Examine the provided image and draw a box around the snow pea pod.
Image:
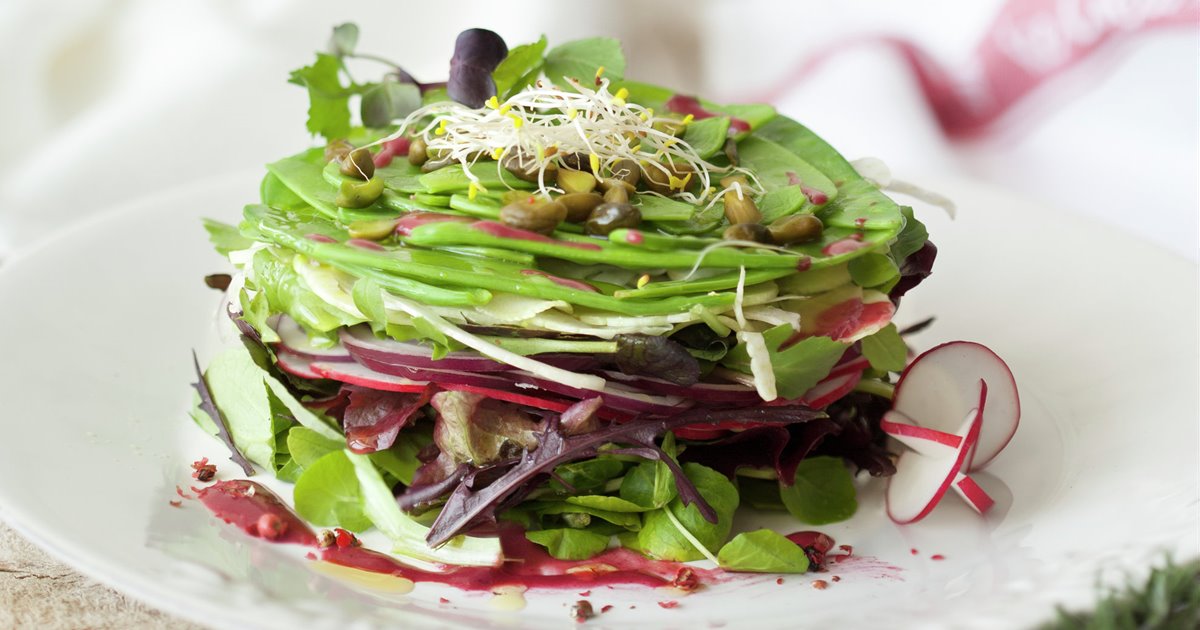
[612,268,793,299]
[402,221,809,271]
[248,205,739,315]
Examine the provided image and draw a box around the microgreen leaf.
[360,79,421,128]
[717,529,810,573]
[722,325,849,399]
[544,37,625,89]
[493,35,547,99]
[288,53,352,140]
[634,463,738,562]
[779,456,858,524]
[447,28,508,108]
[328,23,359,57]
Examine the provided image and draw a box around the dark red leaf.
[343,385,433,453]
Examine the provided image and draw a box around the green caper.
[558,152,588,171]
[324,139,354,163]
[722,188,761,224]
[607,158,641,187]
[768,214,824,245]
[558,168,597,194]
[720,174,749,188]
[558,192,603,222]
[602,180,634,204]
[723,137,739,166]
[499,199,567,235]
[335,177,385,209]
[339,148,375,180]
[641,161,694,196]
[408,137,428,166]
[503,152,557,183]
[723,222,773,244]
[586,202,642,235]
[348,218,400,240]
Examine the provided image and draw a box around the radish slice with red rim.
[892,341,1020,471]
[952,473,995,514]
[272,315,354,361]
[309,361,430,393]
[886,380,986,524]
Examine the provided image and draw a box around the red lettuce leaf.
[343,385,433,454]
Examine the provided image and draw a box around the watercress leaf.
[544,37,625,89]
[565,495,648,513]
[717,529,810,573]
[681,116,731,159]
[530,501,641,530]
[328,23,359,57]
[525,528,610,561]
[636,463,738,562]
[848,252,900,288]
[287,425,344,468]
[289,53,352,140]
[275,458,304,483]
[860,323,907,372]
[739,477,787,510]
[779,456,858,525]
[493,35,547,99]
[619,434,679,510]
[361,80,422,128]
[294,450,373,531]
[549,458,625,493]
[722,325,849,399]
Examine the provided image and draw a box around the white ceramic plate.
[0,172,1196,629]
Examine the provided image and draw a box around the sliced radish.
[886,381,986,524]
[892,341,1020,471]
[275,349,323,380]
[272,315,354,361]
[880,410,963,454]
[952,473,995,514]
[437,383,573,413]
[309,361,430,393]
[801,367,865,408]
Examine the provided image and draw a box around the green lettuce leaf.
[294,450,373,531]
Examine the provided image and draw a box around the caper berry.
[558,192,603,222]
[500,199,567,235]
[585,202,642,235]
[557,168,597,194]
[768,214,824,245]
[324,139,354,163]
[723,222,773,243]
[408,137,428,166]
[335,177,385,209]
[348,218,400,240]
[722,188,761,224]
[503,152,557,183]
[339,148,375,180]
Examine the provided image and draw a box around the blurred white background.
[0,0,1195,257]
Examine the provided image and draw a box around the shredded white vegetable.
[384,294,607,392]
[853,156,956,218]
[733,265,748,331]
[738,331,778,401]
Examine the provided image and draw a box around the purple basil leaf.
[425,404,823,547]
[190,351,255,475]
[399,460,470,512]
[447,28,508,108]
[889,240,937,303]
[777,419,843,484]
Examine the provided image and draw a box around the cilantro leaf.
[289,53,352,140]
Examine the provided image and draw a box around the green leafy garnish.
[526,528,611,561]
[717,529,810,573]
[779,456,858,524]
[723,325,849,399]
[289,53,352,140]
[861,323,908,372]
[543,37,625,89]
[633,463,738,562]
[294,450,373,531]
[493,36,547,99]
